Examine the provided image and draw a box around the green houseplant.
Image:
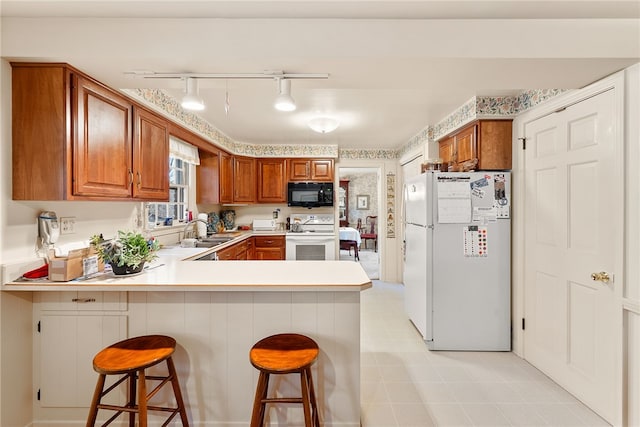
[90,231,159,275]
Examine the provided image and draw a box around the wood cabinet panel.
[196,149,220,204]
[257,158,287,203]
[234,240,248,260]
[219,151,234,204]
[12,64,69,200]
[288,159,311,181]
[438,119,512,171]
[132,107,169,200]
[310,159,334,181]
[455,125,476,164]
[287,159,334,182]
[73,74,133,198]
[246,237,256,260]
[477,120,513,170]
[216,245,235,260]
[233,156,256,203]
[11,62,172,201]
[438,136,455,169]
[254,236,285,260]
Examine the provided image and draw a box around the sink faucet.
[183,219,209,239]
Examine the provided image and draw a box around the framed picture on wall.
[357,195,369,210]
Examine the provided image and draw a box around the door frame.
[337,164,383,280]
[512,71,626,425]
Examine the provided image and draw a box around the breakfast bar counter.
[0,258,371,427]
[3,259,372,292]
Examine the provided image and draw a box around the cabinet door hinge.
[37,320,41,333]
[522,318,525,330]
[37,389,41,401]
[518,137,526,150]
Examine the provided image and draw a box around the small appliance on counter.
[252,219,277,231]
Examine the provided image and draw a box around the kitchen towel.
[197,213,208,237]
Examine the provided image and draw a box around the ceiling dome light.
[308,116,340,134]
[181,77,205,111]
[274,78,296,112]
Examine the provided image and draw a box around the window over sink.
[146,137,200,228]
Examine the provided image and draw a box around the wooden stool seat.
[250,333,320,427]
[93,335,176,374]
[86,335,189,427]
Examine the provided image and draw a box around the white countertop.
[2,235,372,292]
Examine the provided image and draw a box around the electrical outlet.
[60,217,76,234]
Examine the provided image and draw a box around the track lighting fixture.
[273,78,296,112]
[181,77,205,111]
[126,70,330,113]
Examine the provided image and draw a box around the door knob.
[591,271,610,283]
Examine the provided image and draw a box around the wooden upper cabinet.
[219,151,234,204]
[257,158,287,203]
[477,120,512,170]
[438,136,455,169]
[287,159,334,182]
[132,107,169,200]
[438,119,512,171]
[73,75,133,198]
[11,62,170,201]
[196,149,220,205]
[12,64,70,200]
[310,159,334,180]
[455,125,476,165]
[233,156,256,203]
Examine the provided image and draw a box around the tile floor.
[360,281,610,427]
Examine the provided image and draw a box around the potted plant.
[90,231,159,275]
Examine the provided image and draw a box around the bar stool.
[249,333,320,427]
[86,335,189,427]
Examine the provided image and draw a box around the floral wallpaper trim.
[124,88,237,152]
[430,89,569,141]
[126,88,568,161]
[235,142,339,158]
[339,148,399,160]
[124,88,338,158]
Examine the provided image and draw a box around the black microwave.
[287,182,334,208]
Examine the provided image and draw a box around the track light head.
[181,77,205,111]
[274,78,296,112]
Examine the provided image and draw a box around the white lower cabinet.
[35,291,127,408]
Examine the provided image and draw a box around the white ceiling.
[1,1,639,150]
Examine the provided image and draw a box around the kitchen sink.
[195,236,233,247]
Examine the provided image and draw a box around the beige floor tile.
[359,281,607,427]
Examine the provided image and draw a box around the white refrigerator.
[403,171,511,351]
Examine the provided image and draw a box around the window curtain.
[169,137,200,165]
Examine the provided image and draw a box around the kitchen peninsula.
[1,254,371,426]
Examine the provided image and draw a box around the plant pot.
[111,262,145,276]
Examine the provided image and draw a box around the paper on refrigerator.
[437,180,471,223]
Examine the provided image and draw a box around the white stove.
[286,214,336,260]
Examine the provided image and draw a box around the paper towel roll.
[197,213,208,238]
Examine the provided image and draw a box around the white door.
[523,89,620,423]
